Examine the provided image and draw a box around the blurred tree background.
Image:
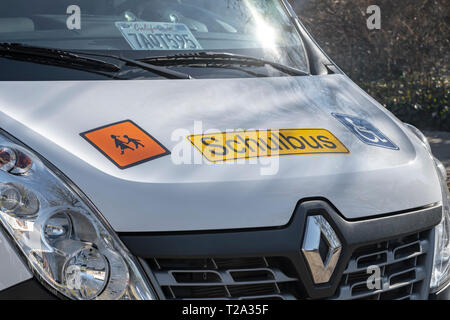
[289,0,449,131]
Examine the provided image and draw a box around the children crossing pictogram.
[123,135,145,149]
[81,120,170,169]
[111,135,135,154]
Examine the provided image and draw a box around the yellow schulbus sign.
[187,129,349,163]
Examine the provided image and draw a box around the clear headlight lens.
[431,157,450,292]
[0,131,154,300]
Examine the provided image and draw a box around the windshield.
[0,0,309,80]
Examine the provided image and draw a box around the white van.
[0,0,449,300]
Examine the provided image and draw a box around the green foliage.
[289,0,449,131]
[359,75,449,130]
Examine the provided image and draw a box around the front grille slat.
[332,230,430,300]
[344,239,429,275]
[342,278,423,300]
[157,280,291,287]
[238,294,293,300]
[149,257,300,300]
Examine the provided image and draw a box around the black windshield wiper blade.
[0,42,121,73]
[0,43,193,80]
[139,51,310,77]
[72,50,192,80]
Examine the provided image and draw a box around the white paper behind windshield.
[115,21,202,51]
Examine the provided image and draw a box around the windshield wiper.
[0,43,192,80]
[72,50,192,80]
[139,51,310,77]
[0,42,121,74]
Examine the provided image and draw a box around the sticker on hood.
[332,113,399,150]
[115,21,202,51]
[187,129,349,163]
[80,120,170,169]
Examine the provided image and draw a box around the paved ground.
[425,131,450,188]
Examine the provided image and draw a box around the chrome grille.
[332,231,431,300]
[147,257,304,300]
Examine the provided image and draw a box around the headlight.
[430,157,450,292]
[0,131,154,300]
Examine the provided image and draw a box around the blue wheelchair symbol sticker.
[332,113,399,150]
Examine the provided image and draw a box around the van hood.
[0,75,442,231]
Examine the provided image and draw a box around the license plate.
[115,21,202,51]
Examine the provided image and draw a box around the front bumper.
[0,200,444,300]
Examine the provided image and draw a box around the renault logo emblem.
[302,215,342,284]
